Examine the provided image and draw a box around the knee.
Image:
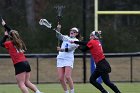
[25,80,30,86]
[58,76,65,82]
[103,80,113,86]
[65,74,71,81]
[18,82,26,89]
[89,77,96,85]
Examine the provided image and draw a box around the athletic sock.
[65,90,69,93]
[101,89,108,93]
[70,88,74,93]
[35,89,43,93]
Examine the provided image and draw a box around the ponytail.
[9,30,27,52]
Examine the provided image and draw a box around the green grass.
[0,83,140,93]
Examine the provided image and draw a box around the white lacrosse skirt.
[57,58,74,68]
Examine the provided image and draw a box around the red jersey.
[87,39,105,64]
[4,41,27,64]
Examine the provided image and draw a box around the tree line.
[0,0,140,53]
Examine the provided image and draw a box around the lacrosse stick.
[39,19,52,28]
[39,19,63,34]
[39,18,69,41]
[39,19,61,33]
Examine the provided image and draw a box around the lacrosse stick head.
[39,19,52,29]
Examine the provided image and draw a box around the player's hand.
[57,23,61,32]
[4,31,8,36]
[57,46,64,52]
[57,47,61,51]
[98,31,102,34]
[1,19,6,26]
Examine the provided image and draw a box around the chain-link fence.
[0,53,140,84]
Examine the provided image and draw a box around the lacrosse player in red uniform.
[71,31,121,93]
[0,19,43,93]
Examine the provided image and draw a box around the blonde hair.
[9,30,27,52]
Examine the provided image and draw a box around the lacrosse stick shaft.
[54,5,65,47]
[57,38,60,46]
[57,22,61,46]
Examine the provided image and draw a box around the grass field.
[0,83,140,93]
[0,57,140,93]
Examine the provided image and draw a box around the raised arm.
[1,19,11,33]
[56,30,64,40]
[0,32,8,47]
[55,24,69,41]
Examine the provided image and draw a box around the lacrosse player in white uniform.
[38,19,82,93]
[56,25,80,93]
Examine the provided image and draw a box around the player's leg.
[16,72,29,93]
[90,71,108,93]
[101,73,121,93]
[25,72,42,93]
[65,66,74,93]
[57,67,69,93]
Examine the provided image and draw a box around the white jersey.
[56,33,79,60]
